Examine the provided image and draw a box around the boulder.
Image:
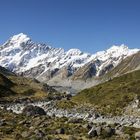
[68,118,83,123]
[94,113,100,119]
[21,131,30,138]
[34,130,45,138]
[102,126,115,137]
[14,133,22,139]
[88,127,97,137]
[84,113,92,119]
[65,94,72,100]
[135,131,140,140]
[0,119,6,126]
[22,105,46,116]
[96,126,102,136]
[56,128,65,134]
[121,134,130,140]
[83,123,92,130]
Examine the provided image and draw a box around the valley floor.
[0,98,140,140]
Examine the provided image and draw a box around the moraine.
[0,100,140,129]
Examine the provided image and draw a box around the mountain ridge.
[0,33,139,92]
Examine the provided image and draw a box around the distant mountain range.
[0,33,139,92]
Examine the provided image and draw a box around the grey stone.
[56,128,65,134]
[121,134,131,140]
[103,126,115,137]
[0,119,6,126]
[14,133,22,139]
[135,131,140,140]
[18,120,26,125]
[68,118,83,123]
[83,123,92,130]
[22,105,46,116]
[88,127,97,137]
[21,131,30,138]
[96,126,102,136]
[34,130,45,138]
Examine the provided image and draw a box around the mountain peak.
[107,44,128,52]
[106,44,139,57]
[1,33,32,49]
[10,33,31,43]
[66,49,82,56]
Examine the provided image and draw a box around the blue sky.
[0,0,140,53]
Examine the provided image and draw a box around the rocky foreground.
[0,98,140,140]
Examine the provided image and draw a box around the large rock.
[83,123,92,130]
[56,128,65,134]
[21,131,31,138]
[34,130,45,138]
[88,127,97,137]
[102,126,115,137]
[96,126,102,136]
[22,105,46,116]
[135,131,140,140]
[0,119,6,126]
[68,118,83,123]
[121,134,130,140]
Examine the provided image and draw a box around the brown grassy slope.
[0,66,56,100]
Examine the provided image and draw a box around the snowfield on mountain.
[0,33,139,92]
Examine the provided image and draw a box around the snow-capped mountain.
[0,33,139,85]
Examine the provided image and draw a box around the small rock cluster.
[22,105,46,116]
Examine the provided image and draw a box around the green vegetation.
[56,100,77,109]
[73,70,140,115]
[9,76,48,97]
[0,73,15,97]
[123,126,140,140]
[0,72,51,100]
[0,109,88,140]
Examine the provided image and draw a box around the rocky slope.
[0,93,140,140]
[1,106,140,140]
[103,51,140,80]
[0,33,139,92]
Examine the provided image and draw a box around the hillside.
[73,69,140,115]
[0,73,15,97]
[0,67,57,101]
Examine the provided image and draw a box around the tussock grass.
[73,70,140,115]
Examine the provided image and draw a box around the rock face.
[0,33,139,90]
[22,105,46,116]
[72,62,97,80]
[104,51,140,79]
